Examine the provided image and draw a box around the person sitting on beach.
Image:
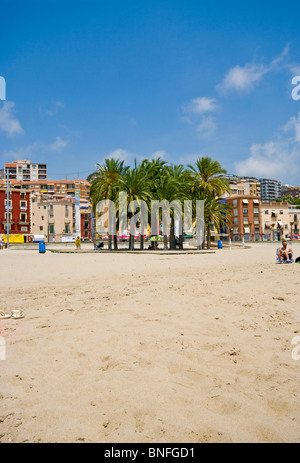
[278,240,293,261]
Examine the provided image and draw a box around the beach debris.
[0,312,11,319]
[11,310,24,319]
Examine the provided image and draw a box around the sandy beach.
[0,243,299,443]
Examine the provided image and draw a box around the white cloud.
[48,136,68,151]
[217,46,291,94]
[2,136,69,160]
[183,97,218,115]
[282,112,300,141]
[235,112,300,180]
[152,150,167,159]
[182,96,218,137]
[0,101,24,136]
[218,63,268,93]
[106,148,136,163]
[197,116,217,137]
[44,101,65,117]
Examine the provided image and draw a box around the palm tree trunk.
[207,224,211,249]
[163,235,168,250]
[179,234,183,249]
[170,217,175,250]
[129,234,134,250]
[113,234,118,249]
[140,233,144,250]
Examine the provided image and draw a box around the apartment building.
[260,202,300,240]
[226,195,262,241]
[221,176,261,199]
[281,184,300,200]
[0,188,31,238]
[31,197,75,242]
[0,178,90,201]
[4,160,47,181]
[259,178,281,202]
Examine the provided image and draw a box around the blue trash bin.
[39,241,46,253]
[218,239,223,249]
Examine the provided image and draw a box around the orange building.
[226,195,262,242]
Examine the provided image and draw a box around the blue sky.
[1,0,300,185]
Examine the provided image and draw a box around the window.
[233,208,238,216]
[234,217,238,224]
[264,210,268,214]
[243,208,248,215]
[50,225,54,234]
[233,200,237,207]
[20,213,26,222]
[254,208,259,214]
[42,216,44,220]
[65,225,69,233]
[4,212,12,220]
[280,210,283,215]
[243,217,248,224]
[39,226,43,231]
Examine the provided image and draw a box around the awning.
[242,199,249,204]
[244,227,250,233]
[253,199,259,204]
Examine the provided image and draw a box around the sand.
[0,243,299,443]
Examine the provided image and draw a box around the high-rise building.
[259,178,281,202]
[4,160,47,181]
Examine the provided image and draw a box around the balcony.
[20,205,27,211]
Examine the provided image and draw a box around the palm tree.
[203,197,229,249]
[188,157,230,248]
[118,164,152,250]
[89,158,127,249]
[187,156,230,198]
[153,174,182,249]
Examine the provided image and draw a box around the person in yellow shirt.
[75,236,81,250]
